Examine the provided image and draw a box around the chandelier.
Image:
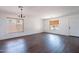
[6,6,25,21]
[18,6,25,20]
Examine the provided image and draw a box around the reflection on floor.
[0,32,79,53]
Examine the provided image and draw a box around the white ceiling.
[0,6,79,18]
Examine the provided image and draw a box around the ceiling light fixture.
[7,6,25,20]
[18,6,25,20]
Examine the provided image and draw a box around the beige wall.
[0,16,43,40]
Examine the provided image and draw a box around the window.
[7,19,24,33]
[49,20,59,30]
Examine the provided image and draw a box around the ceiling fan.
[6,6,25,20]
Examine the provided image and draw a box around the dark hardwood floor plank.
[0,32,79,53]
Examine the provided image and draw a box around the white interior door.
[69,16,79,37]
[43,20,49,32]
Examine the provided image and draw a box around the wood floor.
[0,32,79,53]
